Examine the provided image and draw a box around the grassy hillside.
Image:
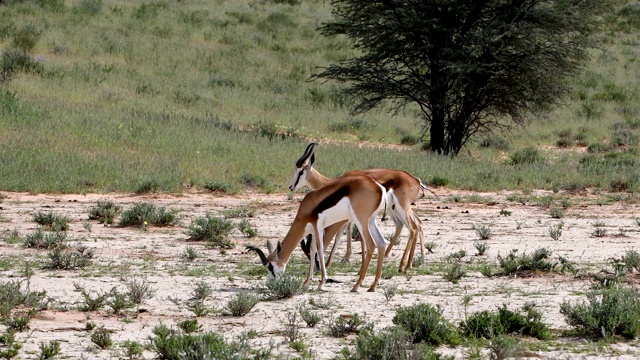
[1,0,639,194]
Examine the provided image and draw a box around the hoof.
[350,287,358,293]
[367,287,376,292]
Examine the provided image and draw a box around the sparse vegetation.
[119,202,179,227]
[33,212,70,231]
[38,340,60,360]
[475,225,492,240]
[148,325,271,360]
[326,313,365,338]
[88,200,122,225]
[223,291,261,317]
[187,215,235,248]
[496,248,557,276]
[561,286,640,340]
[460,303,551,340]
[90,327,112,349]
[392,303,461,345]
[45,245,94,270]
[263,273,307,300]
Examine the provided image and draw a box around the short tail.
[419,180,438,199]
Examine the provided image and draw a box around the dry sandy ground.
[1,189,639,359]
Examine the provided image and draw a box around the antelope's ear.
[308,153,315,168]
[276,241,282,255]
[266,240,276,254]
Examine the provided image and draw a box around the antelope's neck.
[277,220,309,265]
[307,168,332,190]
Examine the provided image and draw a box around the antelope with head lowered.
[290,143,426,272]
[247,175,389,292]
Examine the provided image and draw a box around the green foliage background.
[1,0,640,193]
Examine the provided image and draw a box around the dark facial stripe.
[292,169,304,189]
[267,263,275,277]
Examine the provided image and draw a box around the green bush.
[90,327,112,349]
[177,319,201,334]
[392,303,460,345]
[23,230,67,249]
[560,286,640,339]
[204,180,239,194]
[33,212,70,231]
[88,200,122,225]
[187,215,235,248]
[119,202,179,227]
[430,175,449,187]
[223,291,260,317]
[496,248,556,275]
[479,136,510,151]
[510,147,543,165]
[460,303,551,340]
[0,279,47,318]
[38,340,61,360]
[264,273,307,300]
[327,313,365,338]
[45,246,94,270]
[148,325,270,360]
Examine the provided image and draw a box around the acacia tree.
[315,0,611,155]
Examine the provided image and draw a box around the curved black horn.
[295,143,317,168]
[246,246,268,265]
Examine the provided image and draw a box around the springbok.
[247,175,389,292]
[289,143,426,272]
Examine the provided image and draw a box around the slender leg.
[406,214,424,269]
[384,221,403,257]
[304,231,316,286]
[351,236,374,292]
[315,225,327,291]
[399,211,418,272]
[342,222,352,262]
[327,222,347,266]
[368,243,386,292]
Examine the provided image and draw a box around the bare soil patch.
[1,189,639,359]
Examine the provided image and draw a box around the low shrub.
[326,313,365,338]
[496,247,556,275]
[460,303,551,340]
[223,291,260,316]
[90,327,112,349]
[45,246,94,270]
[204,180,239,194]
[23,230,67,249]
[510,147,543,165]
[148,325,270,360]
[33,212,70,231]
[392,303,461,345]
[187,215,235,248]
[87,200,121,225]
[119,202,179,227]
[264,273,307,300]
[560,286,640,339]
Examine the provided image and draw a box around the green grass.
[0,1,639,194]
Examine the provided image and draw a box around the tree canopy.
[315,0,612,155]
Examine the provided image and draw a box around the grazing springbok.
[247,175,389,292]
[289,143,426,272]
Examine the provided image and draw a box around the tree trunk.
[430,116,445,155]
